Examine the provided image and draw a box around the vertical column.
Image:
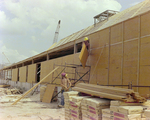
[107,27,111,85]
[137,15,141,92]
[121,22,124,86]
[47,52,49,60]
[74,41,78,54]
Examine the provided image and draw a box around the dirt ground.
[0,88,65,120]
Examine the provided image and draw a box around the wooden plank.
[27,64,36,83]
[0,85,10,88]
[12,67,59,105]
[79,43,88,68]
[19,66,27,83]
[12,68,18,82]
[42,84,55,103]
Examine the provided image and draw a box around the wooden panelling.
[12,68,18,82]
[27,64,36,83]
[89,46,109,84]
[139,66,150,96]
[19,66,27,82]
[124,17,139,40]
[140,36,150,65]
[109,44,122,85]
[53,57,63,84]
[40,60,53,83]
[90,28,109,49]
[141,12,150,36]
[110,23,122,44]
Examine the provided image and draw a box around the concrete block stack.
[81,98,110,120]
[102,108,113,120]
[110,100,143,120]
[143,110,150,120]
[69,96,85,120]
[63,91,79,120]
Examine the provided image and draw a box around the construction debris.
[72,83,146,103]
[4,88,23,95]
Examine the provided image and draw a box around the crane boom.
[2,52,11,63]
[53,20,61,44]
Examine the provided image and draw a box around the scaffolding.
[51,63,91,85]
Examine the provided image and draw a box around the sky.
[0,0,145,65]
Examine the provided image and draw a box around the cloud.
[0,45,28,63]
[130,1,141,6]
[30,50,39,56]
[0,0,122,64]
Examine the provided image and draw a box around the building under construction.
[1,0,150,97]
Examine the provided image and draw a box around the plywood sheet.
[124,17,139,40]
[79,43,88,68]
[42,84,55,103]
[19,66,27,82]
[141,12,150,36]
[27,64,36,83]
[40,60,53,83]
[53,57,63,84]
[140,36,150,65]
[139,66,150,96]
[90,28,109,49]
[109,44,122,85]
[110,23,122,44]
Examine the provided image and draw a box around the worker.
[82,37,90,54]
[59,72,71,107]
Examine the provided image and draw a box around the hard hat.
[61,73,66,77]
[84,37,89,41]
[65,74,68,77]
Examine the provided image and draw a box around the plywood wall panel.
[90,28,109,49]
[53,57,63,84]
[40,60,53,83]
[90,46,109,85]
[19,66,27,82]
[124,17,138,40]
[12,68,18,82]
[124,40,138,67]
[140,36,150,66]
[139,66,150,96]
[27,64,36,83]
[109,44,122,85]
[110,23,122,44]
[141,12,150,36]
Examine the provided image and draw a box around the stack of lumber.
[81,98,110,120]
[72,83,146,103]
[63,91,79,120]
[0,84,10,88]
[102,108,113,120]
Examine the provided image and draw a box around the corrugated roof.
[2,0,150,70]
[49,0,150,50]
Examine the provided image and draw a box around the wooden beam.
[107,27,111,85]
[121,22,124,86]
[12,66,59,105]
[137,15,141,92]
